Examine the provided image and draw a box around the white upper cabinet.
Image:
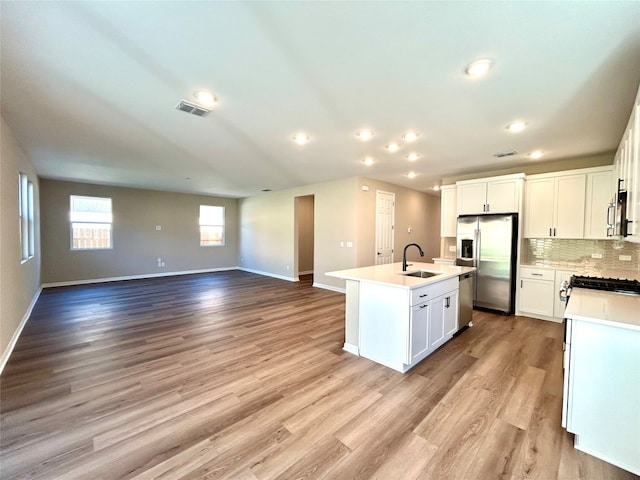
[613,84,640,242]
[439,185,457,237]
[456,174,524,215]
[584,168,614,239]
[524,172,586,239]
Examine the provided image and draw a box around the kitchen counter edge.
[326,262,476,289]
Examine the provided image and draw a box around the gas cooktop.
[569,275,640,295]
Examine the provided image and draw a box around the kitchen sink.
[402,271,441,278]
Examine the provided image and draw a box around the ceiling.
[2,2,640,198]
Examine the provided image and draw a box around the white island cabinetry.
[327,262,475,373]
[359,277,458,372]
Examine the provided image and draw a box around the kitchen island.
[563,287,640,475]
[327,262,476,373]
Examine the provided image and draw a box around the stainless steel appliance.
[456,213,518,314]
[457,272,474,329]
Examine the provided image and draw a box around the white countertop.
[565,288,640,331]
[326,262,476,289]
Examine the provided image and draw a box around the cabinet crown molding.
[456,172,525,186]
[526,165,613,181]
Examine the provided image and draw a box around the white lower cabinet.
[359,277,459,373]
[519,267,555,318]
[429,290,459,352]
[409,301,430,363]
[518,267,574,321]
[565,318,640,475]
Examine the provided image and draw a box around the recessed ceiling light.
[193,89,217,108]
[465,58,493,77]
[529,150,543,159]
[406,152,421,161]
[363,157,375,166]
[401,131,419,142]
[385,142,401,152]
[506,121,527,133]
[292,133,310,145]
[356,129,374,141]
[406,171,417,179]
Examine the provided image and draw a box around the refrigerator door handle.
[474,228,480,268]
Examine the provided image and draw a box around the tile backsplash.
[522,238,640,277]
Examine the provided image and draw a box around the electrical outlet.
[340,241,344,247]
[160,262,165,267]
[286,265,290,271]
[591,253,603,259]
[157,257,162,262]
[346,242,353,248]
[619,255,632,261]
[156,225,162,231]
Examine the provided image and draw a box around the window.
[19,173,34,262]
[199,205,224,246]
[70,195,112,250]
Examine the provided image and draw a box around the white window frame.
[70,195,113,250]
[199,205,225,247]
[19,173,34,262]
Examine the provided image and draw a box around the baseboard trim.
[41,267,238,289]
[0,287,42,375]
[313,282,345,294]
[237,267,297,282]
[343,343,359,356]
[298,270,314,275]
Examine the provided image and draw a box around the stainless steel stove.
[568,275,640,295]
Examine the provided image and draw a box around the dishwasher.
[458,272,474,329]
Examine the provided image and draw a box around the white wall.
[239,176,441,291]
[239,177,359,290]
[356,178,440,266]
[1,117,41,368]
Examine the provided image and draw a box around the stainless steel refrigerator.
[456,213,518,314]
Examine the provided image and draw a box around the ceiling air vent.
[493,149,518,158]
[175,99,211,117]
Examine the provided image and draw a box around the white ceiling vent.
[493,149,518,158]
[175,99,211,117]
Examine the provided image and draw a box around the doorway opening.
[295,195,315,282]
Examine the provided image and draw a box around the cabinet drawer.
[520,267,555,281]
[430,276,459,297]
[410,285,430,305]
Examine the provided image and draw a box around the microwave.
[607,178,630,238]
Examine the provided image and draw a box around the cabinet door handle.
[420,304,428,309]
[531,273,543,276]
[553,227,557,237]
[549,227,552,237]
[486,203,489,212]
[445,297,450,308]
[521,280,523,288]
[419,293,428,298]
[483,204,486,212]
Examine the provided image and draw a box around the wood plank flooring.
[1,271,637,479]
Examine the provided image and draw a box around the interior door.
[375,190,395,265]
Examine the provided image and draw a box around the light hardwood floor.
[1,271,637,479]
